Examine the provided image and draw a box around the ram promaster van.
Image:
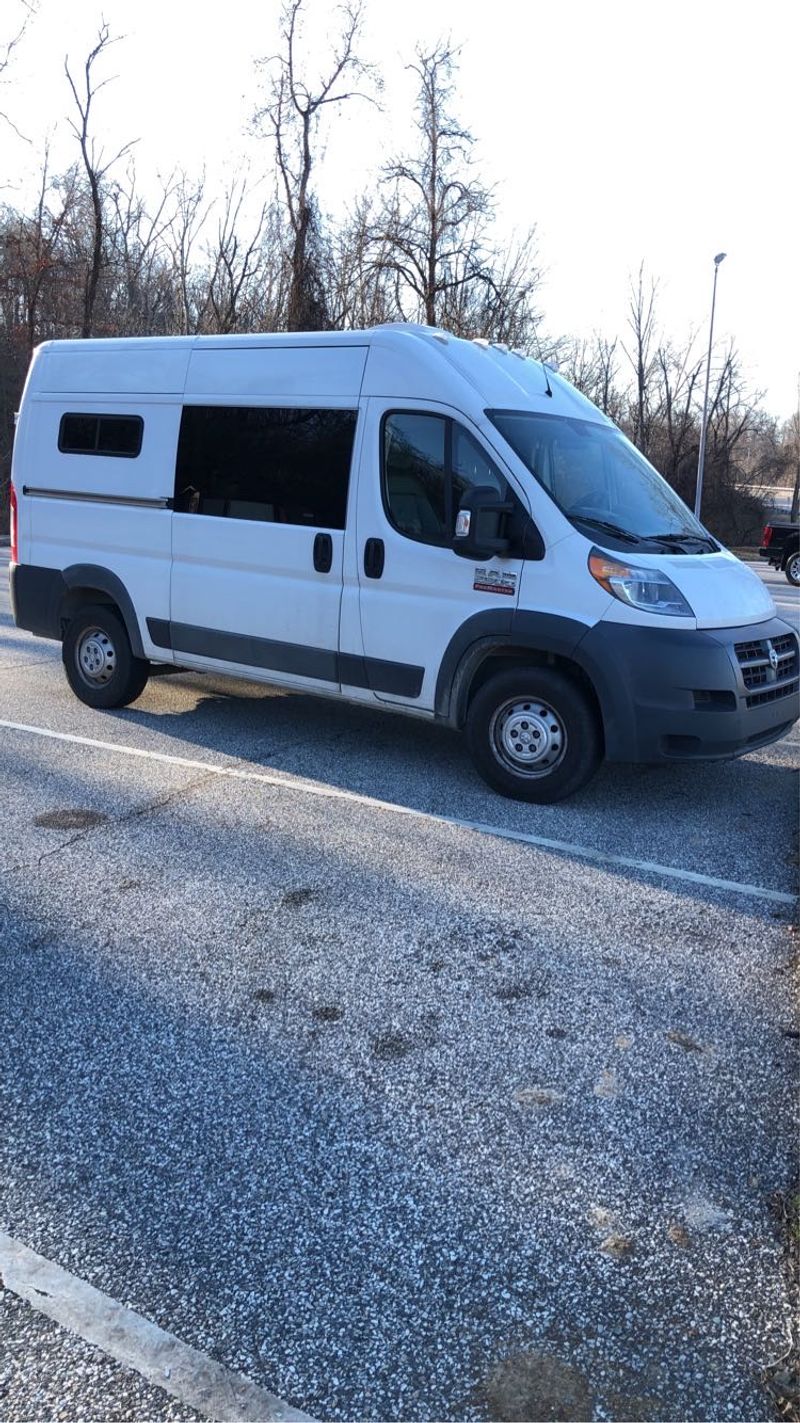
[9,325,799,802]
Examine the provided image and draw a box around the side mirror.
[452,486,545,561]
[452,485,513,560]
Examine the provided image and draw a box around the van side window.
[383,413,447,545]
[58,413,143,457]
[174,405,356,529]
[452,425,506,506]
[383,413,507,547]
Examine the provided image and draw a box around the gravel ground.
[0,560,798,1421]
[0,1287,203,1422]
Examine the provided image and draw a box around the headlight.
[588,549,694,617]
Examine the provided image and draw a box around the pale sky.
[3,0,798,419]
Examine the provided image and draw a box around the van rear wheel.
[63,605,149,709]
[466,667,602,803]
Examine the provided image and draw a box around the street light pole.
[694,252,727,520]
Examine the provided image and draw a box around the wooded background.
[2,1,798,539]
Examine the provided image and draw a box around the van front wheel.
[466,667,602,803]
[63,605,149,709]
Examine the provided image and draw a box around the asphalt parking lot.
[1,556,798,1422]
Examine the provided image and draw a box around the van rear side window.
[174,405,356,529]
[58,413,143,457]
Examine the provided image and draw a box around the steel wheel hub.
[491,697,567,777]
[77,628,116,685]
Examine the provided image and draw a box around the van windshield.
[488,410,717,553]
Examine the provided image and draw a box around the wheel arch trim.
[61,564,145,658]
[435,609,599,724]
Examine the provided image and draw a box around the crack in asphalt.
[0,732,317,880]
[0,659,58,670]
[4,770,223,875]
[115,770,222,829]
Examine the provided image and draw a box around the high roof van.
[9,324,799,802]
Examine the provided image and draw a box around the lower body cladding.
[9,561,800,772]
[576,616,800,762]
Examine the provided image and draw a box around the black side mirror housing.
[452,486,513,560]
[452,485,545,562]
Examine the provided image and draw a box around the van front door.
[352,400,525,712]
[167,403,356,690]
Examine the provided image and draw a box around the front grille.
[773,632,798,661]
[743,663,769,689]
[735,632,799,690]
[746,678,799,710]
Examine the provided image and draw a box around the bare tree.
[622,263,659,455]
[323,196,395,329]
[559,334,622,419]
[195,175,274,333]
[0,147,77,353]
[165,173,210,334]
[369,42,540,341]
[106,168,179,334]
[705,344,757,471]
[1,0,37,142]
[443,229,541,345]
[254,0,376,331]
[379,41,491,325]
[654,337,702,486]
[64,23,136,337]
[376,42,489,327]
[791,389,800,522]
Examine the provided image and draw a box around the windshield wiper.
[643,532,718,552]
[571,515,641,544]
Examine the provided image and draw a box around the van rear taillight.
[9,484,18,564]
[761,524,773,547]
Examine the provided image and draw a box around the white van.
[9,324,799,802]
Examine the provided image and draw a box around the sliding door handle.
[313,532,333,573]
[363,538,385,579]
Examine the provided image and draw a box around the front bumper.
[576,615,799,763]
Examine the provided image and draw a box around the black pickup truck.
[760,520,800,585]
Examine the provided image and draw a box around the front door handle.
[364,537,385,579]
[313,532,333,573]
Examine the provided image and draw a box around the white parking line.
[1,717,796,906]
[0,1231,312,1422]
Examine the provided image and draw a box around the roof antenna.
[531,323,553,398]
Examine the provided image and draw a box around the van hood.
[664,551,775,628]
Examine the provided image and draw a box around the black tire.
[784,551,800,586]
[466,666,602,803]
[62,604,150,709]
